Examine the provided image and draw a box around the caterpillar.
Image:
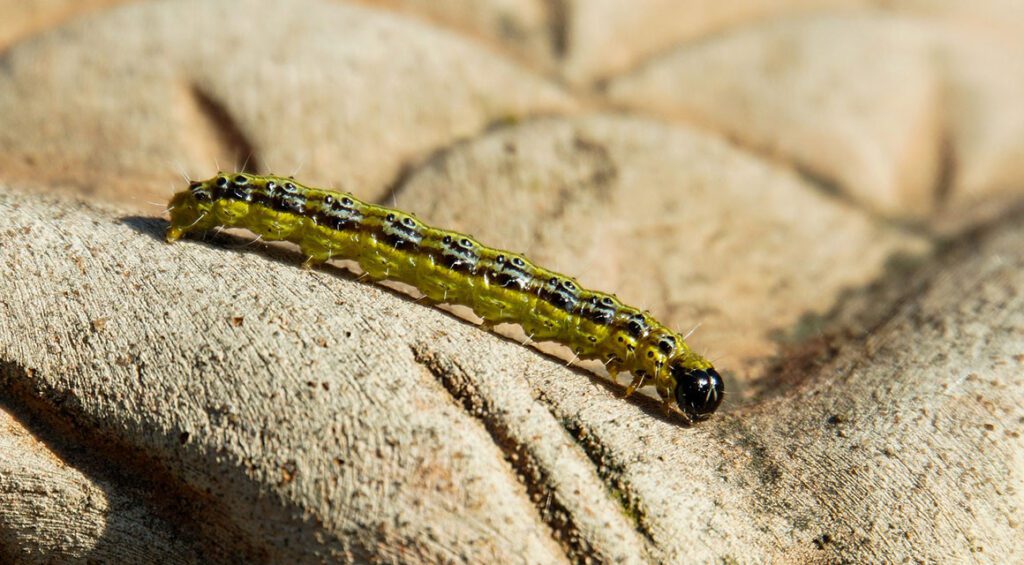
[166,173,724,422]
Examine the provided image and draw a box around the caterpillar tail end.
[165,226,184,243]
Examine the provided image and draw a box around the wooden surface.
[1,0,1022,562]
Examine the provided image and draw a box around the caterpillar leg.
[302,256,326,270]
[414,295,440,308]
[300,241,335,270]
[656,384,674,415]
[624,372,646,398]
[604,359,626,394]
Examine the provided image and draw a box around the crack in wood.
[527,394,660,549]
[408,344,600,563]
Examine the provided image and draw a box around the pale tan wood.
[1,0,1023,562]
[2,183,1022,562]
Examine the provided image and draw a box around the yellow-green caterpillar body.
[166,173,724,421]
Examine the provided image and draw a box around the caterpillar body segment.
[167,173,725,421]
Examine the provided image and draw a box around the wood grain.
[1,0,1023,561]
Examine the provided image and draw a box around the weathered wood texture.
[1,0,1023,562]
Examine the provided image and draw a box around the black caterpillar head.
[669,362,724,420]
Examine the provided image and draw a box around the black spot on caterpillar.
[167,173,724,421]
